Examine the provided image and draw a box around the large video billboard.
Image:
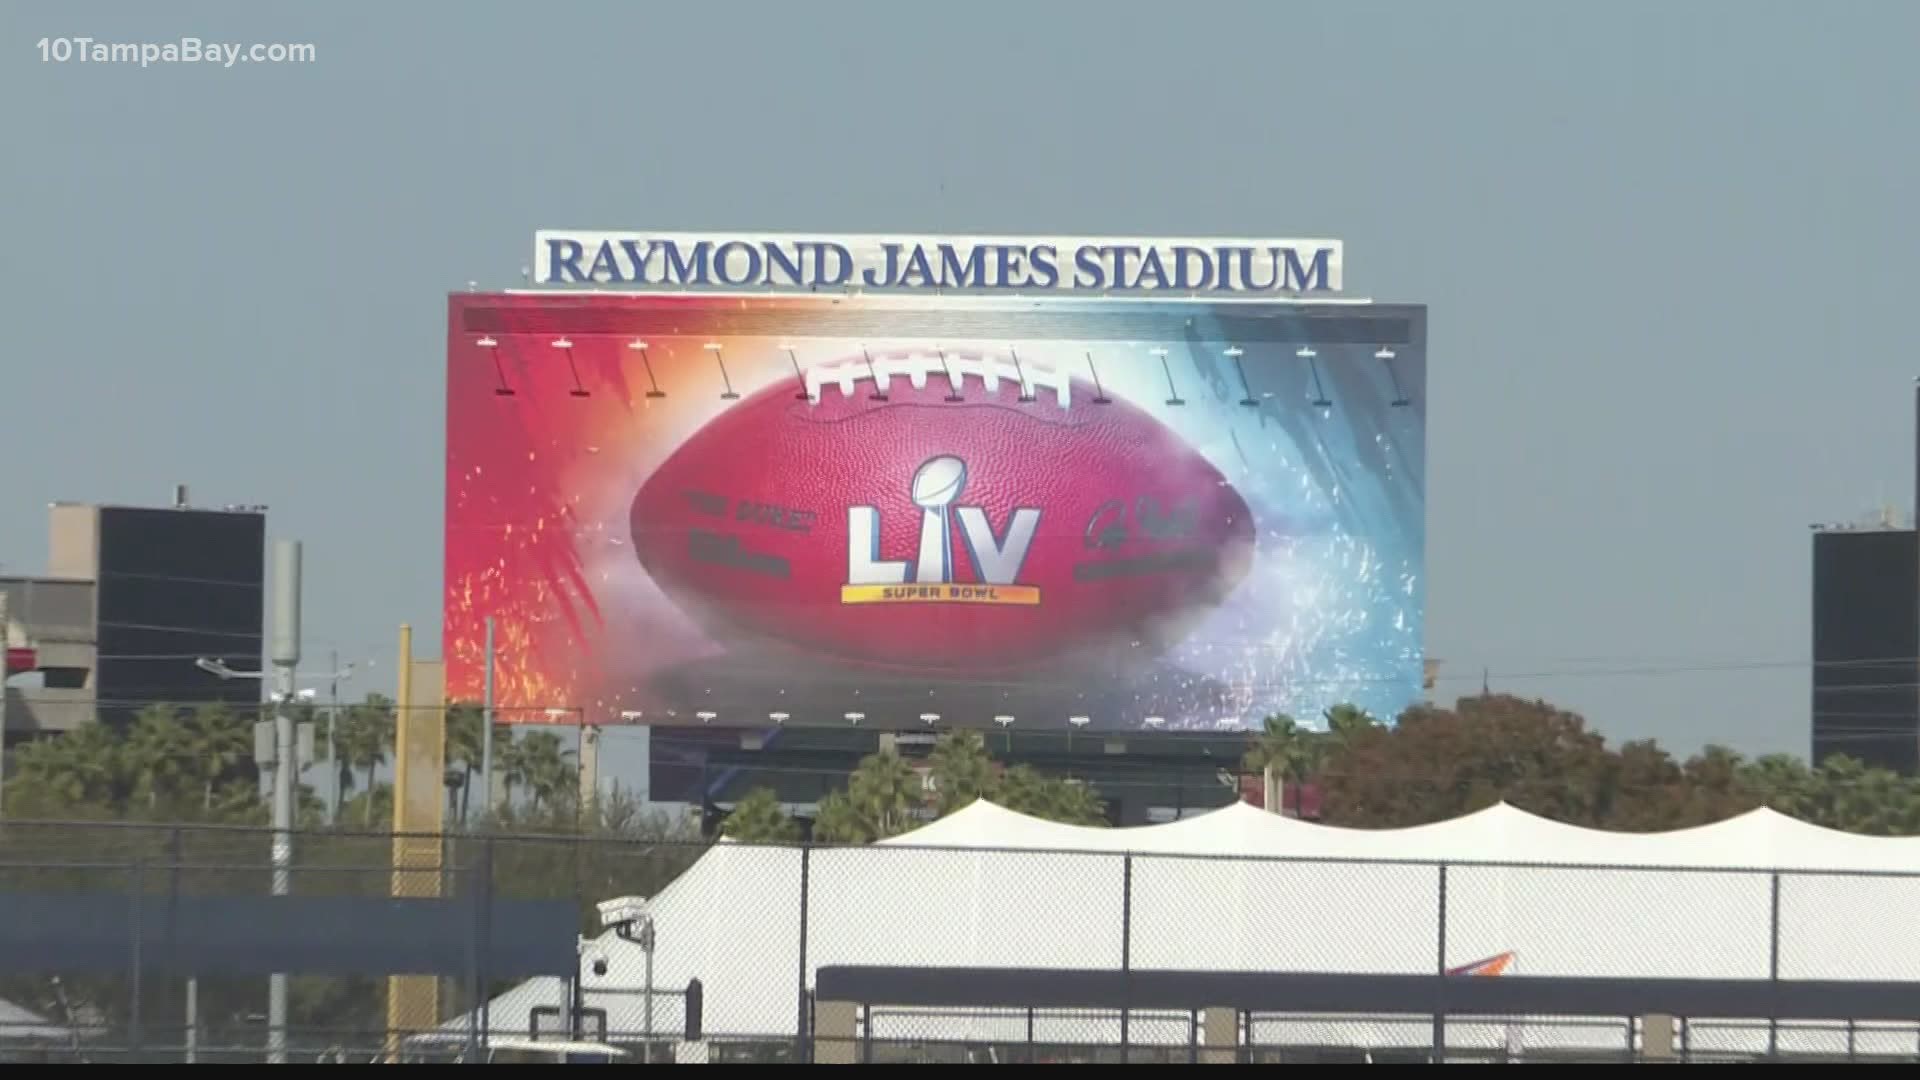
[445,293,1425,731]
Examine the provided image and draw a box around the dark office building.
[2,496,266,738]
[1810,525,1918,773]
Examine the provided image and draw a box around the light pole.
[321,652,362,825]
[267,539,299,1066]
[194,539,302,1063]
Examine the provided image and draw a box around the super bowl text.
[843,455,1042,606]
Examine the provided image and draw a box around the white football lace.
[804,348,1070,407]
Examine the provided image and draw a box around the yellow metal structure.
[385,624,448,1052]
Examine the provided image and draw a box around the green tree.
[995,765,1109,826]
[502,730,575,811]
[483,790,709,935]
[1307,696,1852,833]
[1798,755,1920,835]
[720,787,802,844]
[125,704,192,812]
[334,694,395,825]
[928,730,998,815]
[7,724,124,813]
[811,790,868,843]
[804,733,1113,842]
[182,702,253,813]
[444,701,485,823]
[339,783,394,831]
[1322,704,1379,752]
[847,750,921,838]
[810,751,923,842]
[496,729,529,808]
[1318,695,1617,828]
[1597,739,1688,831]
[1244,714,1326,811]
[1739,754,1815,819]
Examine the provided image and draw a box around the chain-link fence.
[5,819,1920,1063]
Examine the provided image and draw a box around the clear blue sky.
[4,0,1917,764]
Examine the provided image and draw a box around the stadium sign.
[533,231,1344,295]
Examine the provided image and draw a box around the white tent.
[0,996,83,1045]
[459,800,1920,1059]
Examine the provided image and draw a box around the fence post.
[167,827,194,1064]
[1121,852,1133,1063]
[129,857,144,1060]
[165,827,182,945]
[1432,863,1448,1062]
[1768,871,1781,1059]
[464,836,484,1063]
[478,836,494,1058]
[797,843,811,1063]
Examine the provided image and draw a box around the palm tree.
[928,731,997,815]
[721,788,801,843]
[512,731,575,812]
[811,790,867,843]
[182,703,251,812]
[12,724,125,810]
[1322,704,1378,751]
[444,702,485,822]
[495,729,529,810]
[806,753,920,843]
[845,751,922,840]
[336,695,395,825]
[125,704,190,812]
[1035,777,1107,826]
[1245,714,1325,812]
[996,765,1108,826]
[339,784,394,831]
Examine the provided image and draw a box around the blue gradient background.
[1045,304,1428,729]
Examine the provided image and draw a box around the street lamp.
[194,658,357,815]
[194,538,303,1065]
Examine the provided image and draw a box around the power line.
[91,620,264,641]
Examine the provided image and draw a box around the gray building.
[2,495,266,742]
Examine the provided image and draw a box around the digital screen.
[444,294,1426,731]
[1810,529,1918,771]
[96,506,265,718]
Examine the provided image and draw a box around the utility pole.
[267,540,301,1065]
[480,617,495,821]
[328,648,341,825]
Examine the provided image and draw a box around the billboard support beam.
[481,617,495,819]
[0,590,8,818]
[0,588,7,814]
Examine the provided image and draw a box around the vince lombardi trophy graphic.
[911,455,967,583]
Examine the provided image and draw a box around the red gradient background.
[444,292,1279,726]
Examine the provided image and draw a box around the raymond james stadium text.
[537,233,1342,294]
[37,37,316,68]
